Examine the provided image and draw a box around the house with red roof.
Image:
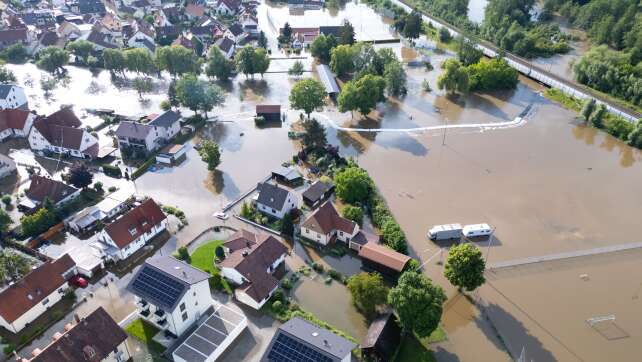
[18,175,81,212]
[301,201,360,246]
[98,199,168,261]
[0,108,36,142]
[0,254,76,333]
[27,108,99,159]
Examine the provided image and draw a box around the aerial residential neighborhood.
[0,0,640,361]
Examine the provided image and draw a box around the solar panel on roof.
[130,266,186,310]
[266,333,333,362]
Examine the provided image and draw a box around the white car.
[214,212,228,220]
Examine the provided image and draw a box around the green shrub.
[3,344,15,354]
[327,269,344,283]
[312,262,324,273]
[282,278,293,290]
[1,194,11,206]
[254,116,266,126]
[108,186,117,192]
[605,117,635,140]
[102,164,122,178]
[174,246,190,262]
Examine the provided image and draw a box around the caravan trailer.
[428,224,463,241]
[462,224,492,238]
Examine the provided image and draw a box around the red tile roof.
[302,201,357,235]
[25,175,79,204]
[104,199,166,249]
[0,255,75,324]
[33,108,86,150]
[256,104,281,114]
[0,109,31,133]
[359,242,411,272]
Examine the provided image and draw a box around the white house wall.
[0,282,68,333]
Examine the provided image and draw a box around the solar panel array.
[174,305,245,362]
[130,266,186,310]
[266,333,334,362]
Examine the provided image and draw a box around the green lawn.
[190,240,224,272]
[426,325,448,344]
[125,319,165,355]
[394,333,437,362]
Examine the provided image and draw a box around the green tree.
[206,46,235,80]
[338,74,386,117]
[589,104,607,128]
[388,272,447,338]
[0,65,16,84]
[330,44,355,76]
[200,83,225,118]
[457,37,483,66]
[253,47,270,77]
[289,78,326,119]
[347,272,388,317]
[627,120,642,148]
[67,40,94,65]
[40,76,58,96]
[310,34,337,63]
[339,21,356,45]
[341,205,363,226]
[580,98,596,122]
[124,48,155,75]
[132,77,153,99]
[280,22,292,44]
[20,205,58,237]
[288,60,304,77]
[1,43,28,63]
[438,27,452,42]
[334,166,371,204]
[235,46,256,78]
[175,74,205,114]
[402,11,423,40]
[103,49,126,75]
[168,80,179,108]
[384,61,407,97]
[281,212,294,235]
[155,45,200,77]
[381,219,407,254]
[198,140,221,170]
[301,118,327,150]
[66,162,93,188]
[258,31,268,48]
[437,59,469,94]
[444,243,486,292]
[0,209,11,235]
[175,246,191,263]
[467,58,518,91]
[36,47,69,75]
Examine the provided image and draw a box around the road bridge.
[391,0,641,122]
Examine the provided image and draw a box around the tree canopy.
[338,74,386,117]
[301,118,327,151]
[467,58,518,91]
[103,49,127,75]
[234,46,270,78]
[347,272,389,317]
[198,140,221,170]
[206,46,235,80]
[36,47,69,75]
[444,243,486,291]
[310,34,338,63]
[66,162,93,188]
[67,40,94,65]
[437,59,469,94]
[334,166,371,204]
[388,272,447,338]
[339,21,356,45]
[175,74,225,116]
[156,45,201,77]
[289,78,326,119]
[124,48,155,75]
[341,205,363,226]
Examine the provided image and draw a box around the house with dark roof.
[0,108,36,141]
[116,110,182,152]
[358,242,411,279]
[127,256,212,337]
[271,165,302,186]
[218,230,288,309]
[19,175,81,212]
[302,180,334,208]
[214,36,235,58]
[68,0,106,15]
[0,27,30,50]
[226,22,245,43]
[172,34,195,50]
[126,19,156,53]
[27,108,99,159]
[261,317,356,362]
[254,182,298,219]
[215,0,241,15]
[0,84,28,110]
[360,312,401,362]
[98,198,167,261]
[301,201,360,247]
[27,307,129,362]
[256,104,281,122]
[0,255,76,333]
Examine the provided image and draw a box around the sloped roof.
[358,242,410,272]
[0,28,27,43]
[115,121,153,139]
[25,175,79,204]
[149,110,181,128]
[0,255,75,323]
[302,201,357,235]
[256,104,280,114]
[302,180,333,204]
[33,108,88,150]
[256,182,290,211]
[216,36,234,53]
[185,3,205,17]
[0,84,19,99]
[104,199,166,249]
[0,109,31,132]
[228,23,243,36]
[31,307,127,362]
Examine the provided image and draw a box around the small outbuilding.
[359,242,411,279]
[302,180,334,208]
[272,165,303,186]
[317,64,340,97]
[256,104,282,122]
[361,312,401,362]
[156,143,187,165]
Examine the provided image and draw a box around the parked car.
[462,224,492,238]
[70,275,88,288]
[428,223,463,241]
[214,211,229,220]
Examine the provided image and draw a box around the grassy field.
[394,333,437,362]
[190,239,224,272]
[125,319,166,355]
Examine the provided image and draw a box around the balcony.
[157,318,167,327]
[139,309,150,318]
[154,309,165,318]
[137,299,149,309]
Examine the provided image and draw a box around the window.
[180,303,186,312]
[181,312,188,321]
[42,298,50,305]
[271,208,275,213]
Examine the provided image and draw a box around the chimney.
[323,339,330,347]
[182,271,187,278]
[74,313,80,323]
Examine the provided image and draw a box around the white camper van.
[428,224,463,241]
[462,224,492,238]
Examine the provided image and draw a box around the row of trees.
[167,74,225,117]
[102,45,201,77]
[580,99,642,149]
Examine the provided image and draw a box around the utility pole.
[442,118,448,146]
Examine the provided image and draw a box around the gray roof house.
[127,256,213,337]
[317,64,340,96]
[254,182,298,219]
[261,317,356,362]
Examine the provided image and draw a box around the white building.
[0,255,76,333]
[26,307,130,362]
[0,84,28,110]
[28,108,99,159]
[218,230,288,309]
[98,199,167,261]
[19,175,81,213]
[0,154,16,179]
[254,182,298,219]
[0,108,36,141]
[300,201,359,247]
[127,256,212,337]
[115,111,182,152]
[95,188,133,219]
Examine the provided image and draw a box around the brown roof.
[0,28,27,43]
[358,242,411,272]
[256,104,280,114]
[172,34,194,49]
[104,199,166,249]
[25,175,79,204]
[31,307,127,362]
[185,3,205,17]
[0,109,31,132]
[302,201,357,236]
[0,255,75,324]
[223,229,259,251]
[33,108,86,150]
[218,231,288,303]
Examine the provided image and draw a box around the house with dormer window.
[98,199,167,261]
